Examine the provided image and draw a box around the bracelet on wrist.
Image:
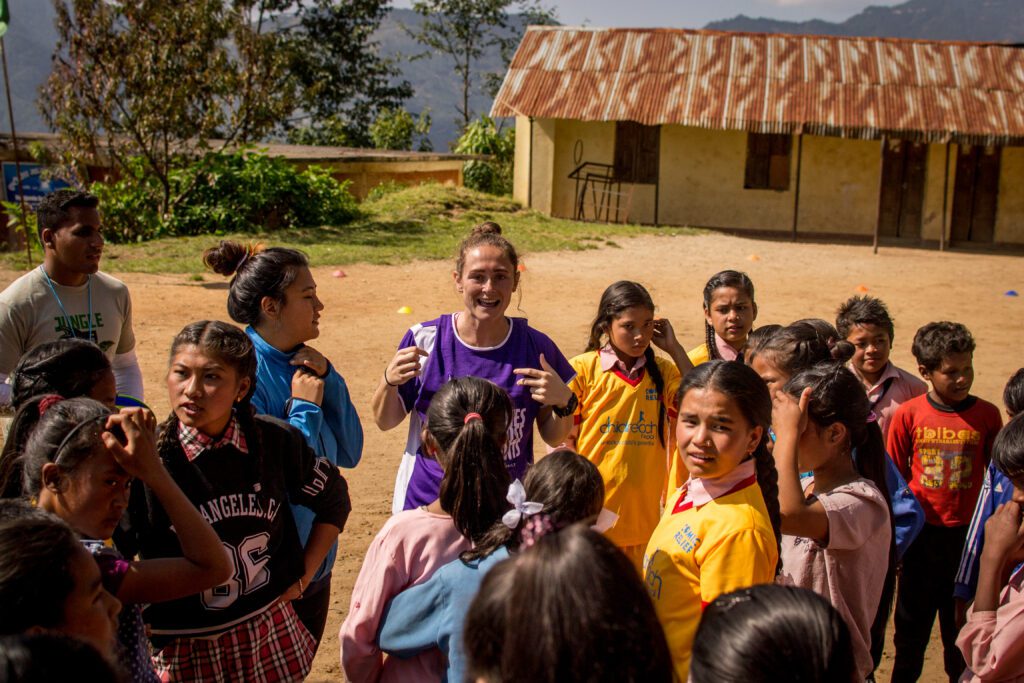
[384,372,399,387]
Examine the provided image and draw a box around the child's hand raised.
[103,408,163,482]
[982,501,1024,566]
[772,387,811,440]
[651,318,682,353]
[291,346,328,377]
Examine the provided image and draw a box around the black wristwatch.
[552,393,578,418]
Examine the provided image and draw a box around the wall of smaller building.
[296,160,464,200]
[996,146,1024,244]
[794,136,881,236]
[658,126,795,232]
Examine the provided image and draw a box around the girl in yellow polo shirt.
[566,281,692,571]
[644,360,780,681]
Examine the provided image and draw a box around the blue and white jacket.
[247,326,363,582]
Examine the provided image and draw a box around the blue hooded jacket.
[247,326,363,581]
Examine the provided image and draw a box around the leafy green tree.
[369,107,433,151]
[454,115,513,195]
[406,0,555,131]
[40,0,296,217]
[286,0,413,147]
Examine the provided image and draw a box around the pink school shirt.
[958,564,1024,682]
[778,478,891,682]
[850,361,927,441]
[340,508,471,683]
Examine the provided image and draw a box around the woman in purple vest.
[372,222,577,513]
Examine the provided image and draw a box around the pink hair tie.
[38,394,64,417]
[866,410,879,424]
[463,412,483,424]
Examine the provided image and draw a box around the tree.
[39,0,296,217]
[285,0,413,148]
[369,107,433,151]
[406,0,555,132]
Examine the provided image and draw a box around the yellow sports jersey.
[686,342,711,367]
[643,478,778,681]
[569,351,681,548]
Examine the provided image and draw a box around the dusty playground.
[3,230,1020,680]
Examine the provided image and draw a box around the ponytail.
[704,321,720,361]
[427,377,513,545]
[644,346,668,447]
[784,364,897,605]
[752,440,782,575]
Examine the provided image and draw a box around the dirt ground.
[4,231,1021,681]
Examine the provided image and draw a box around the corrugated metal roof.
[491,27,1024,145]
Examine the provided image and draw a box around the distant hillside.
[1,4,523,151]
[706,0,1024,43]
[7,0,1022,155]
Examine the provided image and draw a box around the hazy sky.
[391,0,907,28]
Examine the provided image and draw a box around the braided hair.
[677,361,781,573]
[701,270,756,361]
[585,281,670,446]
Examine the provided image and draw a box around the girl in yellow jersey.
[644,360,781,681]
[565,281,692,571]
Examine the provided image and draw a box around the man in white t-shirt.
[0,189,143,405]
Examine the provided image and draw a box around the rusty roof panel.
[493,27,1024,145]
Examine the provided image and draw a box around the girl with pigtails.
[341,376,514,683]
[565,280,692,571]
[643,360,781,681]
[120,321,351,682]
[687,270,758,366]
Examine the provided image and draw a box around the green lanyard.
[39,265,93,342]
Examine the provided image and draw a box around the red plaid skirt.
[153,601,315,682]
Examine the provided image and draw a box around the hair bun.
[202,241,263,277]
[830,340,856,363]
[471,221,502,237]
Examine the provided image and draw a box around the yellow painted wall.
[513,116,531,206]
[658,126,795,231]
[525,119,1024,243]
[795,136,881,235]
[996,146,1024,244]
[531,119,557,215]
[921,143,955,242]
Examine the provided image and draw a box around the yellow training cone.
[397,306,412,314]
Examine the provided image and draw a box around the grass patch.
[1,184,700,275]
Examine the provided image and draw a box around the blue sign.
[2,162,73,208]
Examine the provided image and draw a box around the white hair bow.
[501,479,544,529]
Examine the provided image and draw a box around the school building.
[491,26,1024,248]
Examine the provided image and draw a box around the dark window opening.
[614,122,660,184]
[745,133,792,191]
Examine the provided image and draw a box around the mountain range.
[3,0,1023,152]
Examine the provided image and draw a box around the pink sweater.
[340,508,471,683]
[958,564,1024,682]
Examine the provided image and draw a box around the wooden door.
[877,139,926,238]
[950,145,1001,243]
